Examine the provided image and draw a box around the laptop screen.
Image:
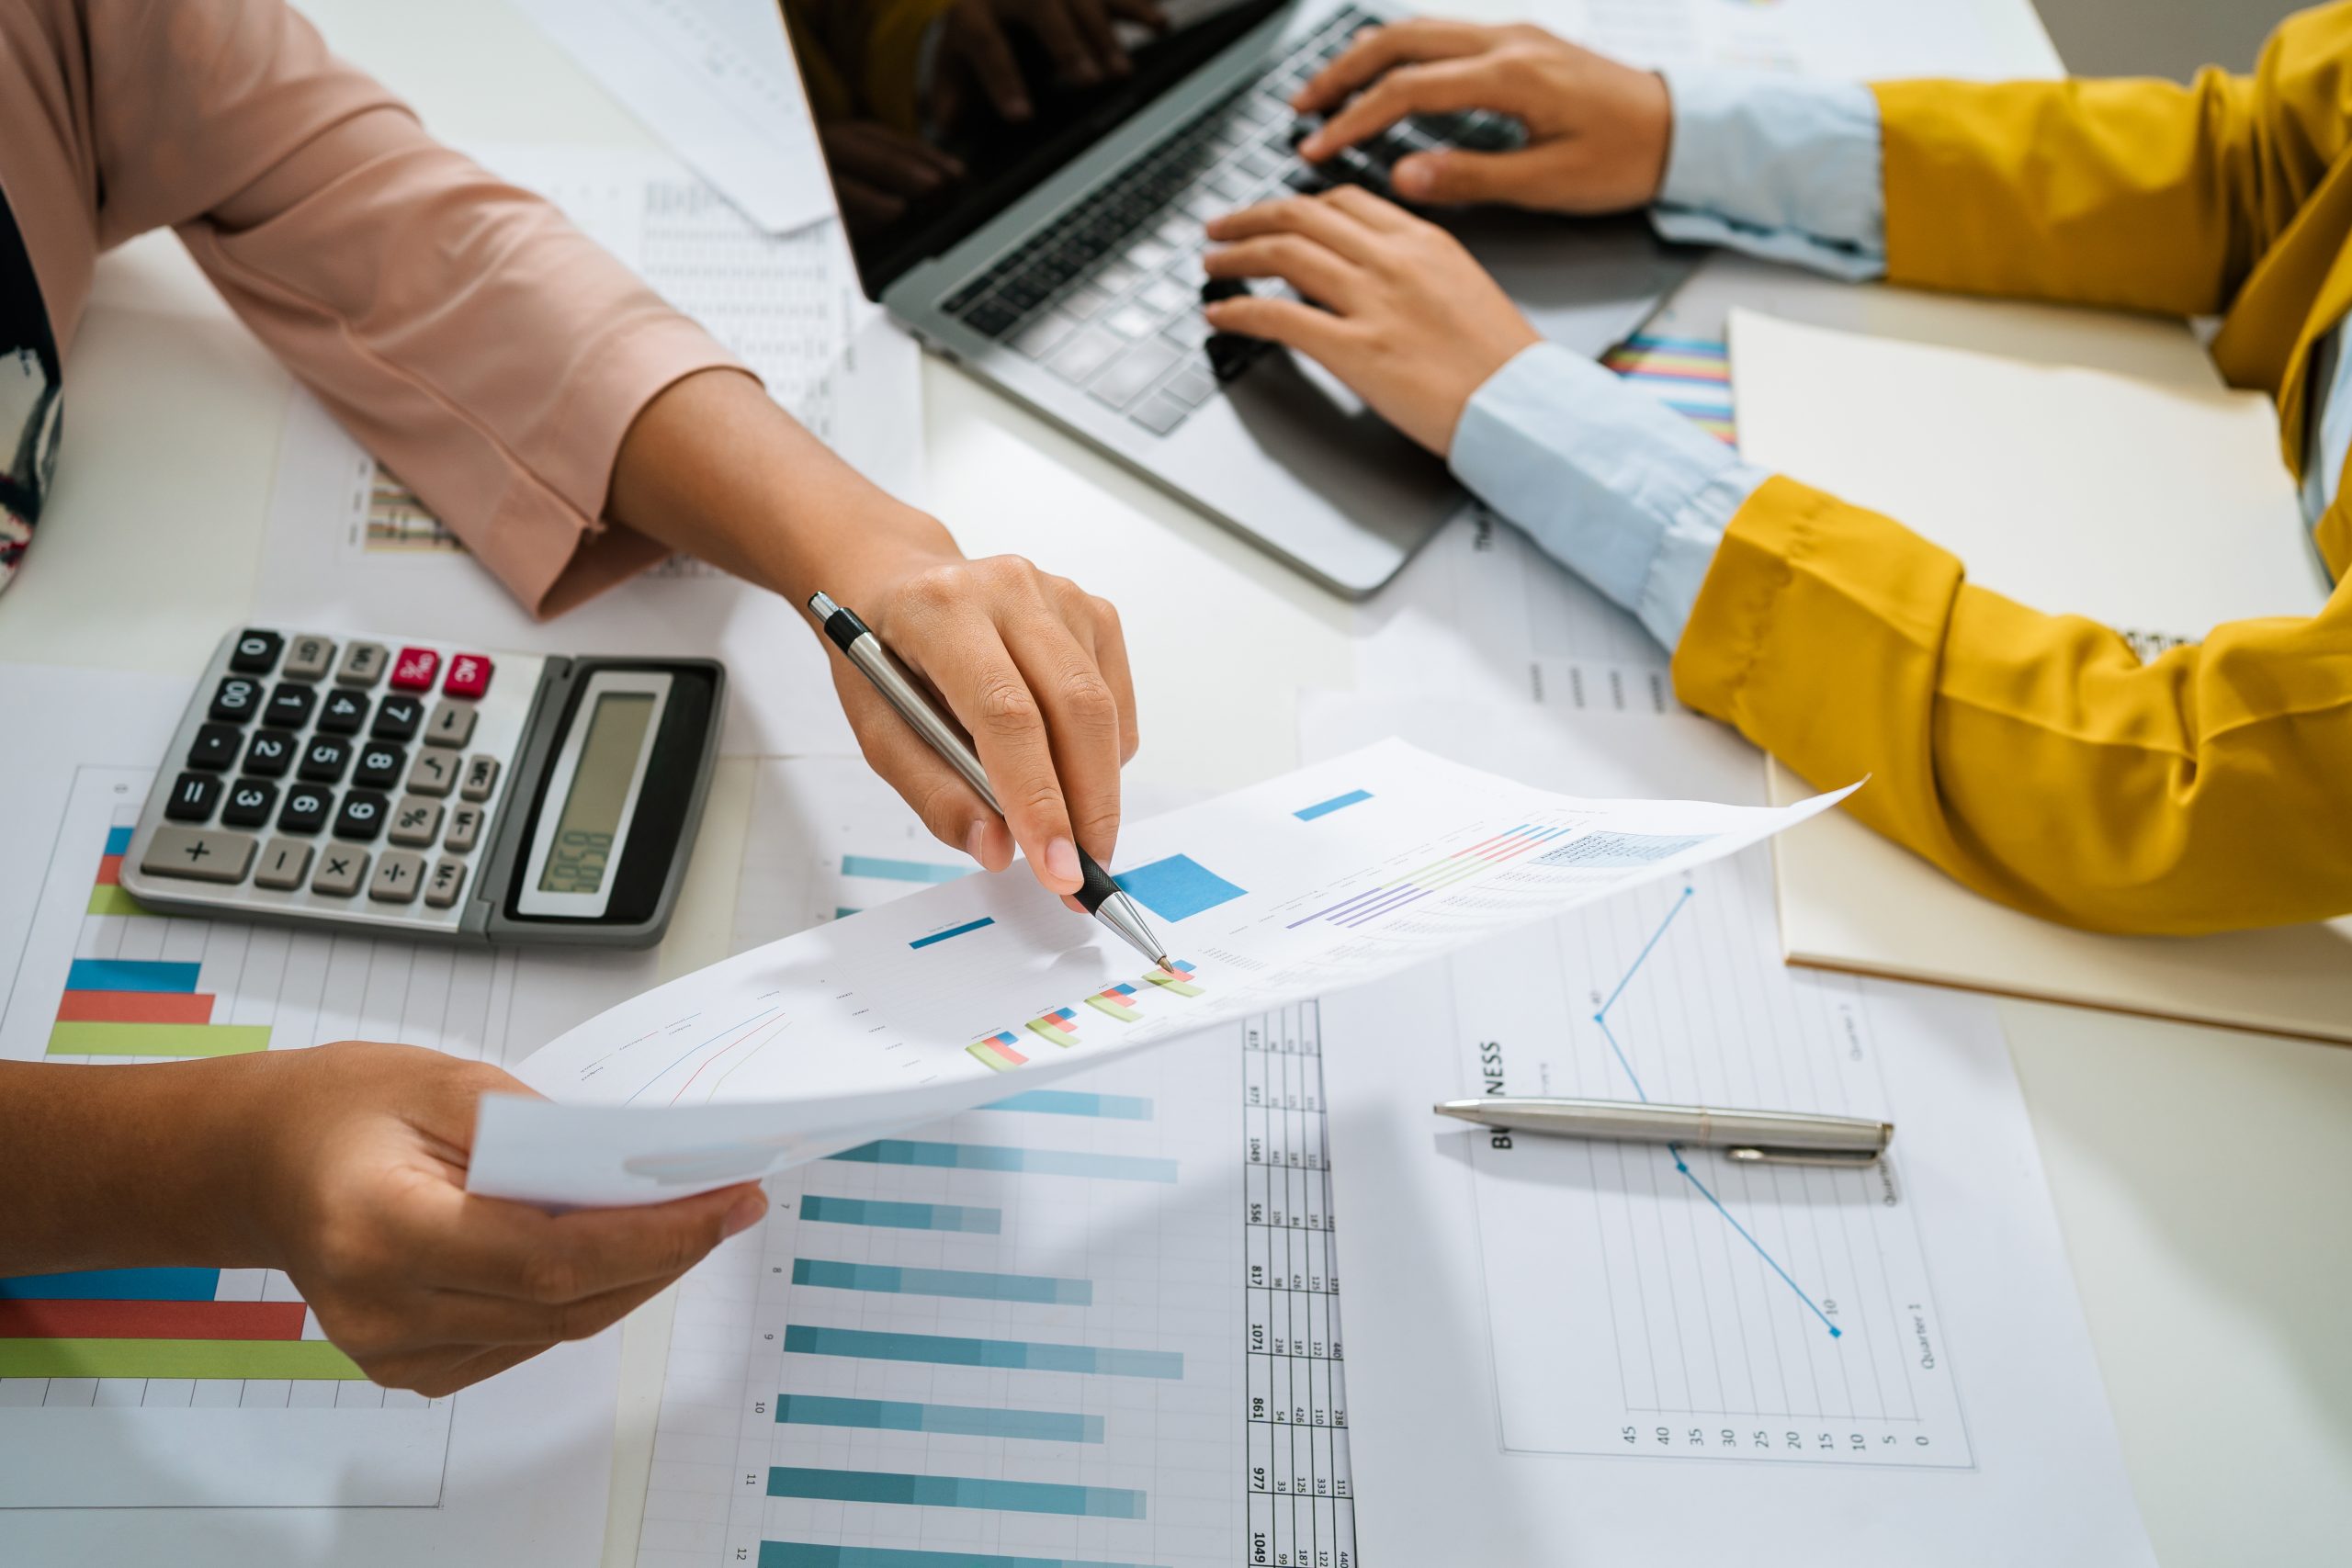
[781,0,1294,294]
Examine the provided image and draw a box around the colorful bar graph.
[1532,829,1713,870]
[0,1268,220,1302]
[785,1325,1182,1379]
[55,989,214,1024]
[1140,960,1201,998]
[1024,1007,1080,1048]
[47,1021,271,1057]
[65,958,199,994]
[104,825,133,856]
[966,1030,1028,1073]
[1285,824,1577,930]
[794,1258,1091,1305]
[85,885,149,917]
[910,917,995,951]
[765,1468,1145,1519]
[827,1140,1177,1183]
[0,1299,307,1341]
[982,1090,1153,1120]
[1083,983,1141,1021]
[1294,788,1372,820]
[1113,853,1247,922]
[0,1338,366,1380]
[798,1195,1002,1234]
[776,1394,1102,1444]
[1604,333,1736,443]
[763,1546,1156,1568]
[841,854,969,885]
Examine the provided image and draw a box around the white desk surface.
[7,3,2344,1562]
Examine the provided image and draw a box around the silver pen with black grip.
[807,592,1170,970]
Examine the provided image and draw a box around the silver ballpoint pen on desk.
[1434,1096,1894,1167]
[806,591,1172,970]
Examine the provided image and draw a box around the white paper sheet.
[469,741,1853,1206]
[256,144,925,758]
[509,0,832,233]
[1295,691,2154,1565]
[0,666,659,1561]
[1541,0,2060,78]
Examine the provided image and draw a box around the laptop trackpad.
[1216,349,1462,541]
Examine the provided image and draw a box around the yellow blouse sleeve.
[1670,477,2352,935]
[1874,2,2352,316]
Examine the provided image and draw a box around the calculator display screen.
[537,694,657,896]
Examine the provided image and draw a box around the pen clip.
[1724,1145,1883,1168]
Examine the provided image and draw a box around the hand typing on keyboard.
[1290,17,1670,213]
[1201,186,1539,453]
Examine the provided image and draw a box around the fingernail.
[723,1190,765,1237]
[1395,157,1432,197]
[1008,96,1032,119]
[965,820,991,863]
[1299,135,1326,159]
[1046,837,1080,886]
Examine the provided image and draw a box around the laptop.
[786,0,1696,596]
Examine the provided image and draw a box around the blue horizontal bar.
[909,917,995,951]
[798,1195,1001,1234]
[763,1544,1159,1568]
[842,854,968,885]
[65,959,200,995]
[794,1258,1091,1305]
[104,826,133,856]
[827,1141,1176,1184]
[785,1325,1182,1380]
[1294,788,1372,821]
[766,1467,1144,1519]
[833,907,862,919]
[0,1268,219,1302]
[982,1090,1153,1121]
[776,1394,1103,1443]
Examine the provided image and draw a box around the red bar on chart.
[55,990,217,1025]
[0,1298,309,1341]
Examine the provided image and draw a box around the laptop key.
[1103,305,1159,341]
[1139,278,1192,315]
[1049,327,1123,386]
[1062,283,1113,320]
[1130,391,1192,437]
[1090,336,1184,410]
[1162,313,1213,351]
[1013,310,1079,360]
[1165,365,1219,407]
[1093,260,1144,297]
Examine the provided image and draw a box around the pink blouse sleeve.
[83,0,750,615]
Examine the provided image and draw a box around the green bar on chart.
[46,1021,272,1058]
[0,1337,368,1380]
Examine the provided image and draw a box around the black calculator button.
[164,772,221,822]
[263,682,317,729]
[243,730,295,778]
[370,694,424,740]
[209,676,263,723]
[298,737,351,784]
[334,790,390,841]
[187,724,242,772]
[277,785,332,835]
[229,630,284,674]
[220,779,278,829]
[353,742,406,790]
[317,689,369,735]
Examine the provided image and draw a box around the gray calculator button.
[253,838,313,890]
[335,642,390,687]
[424,700,477,749]
[368,850,427,904]
[388,795,445,847]
[458,754,500,803]
[407,750,458,797]
[311,846,368,897]
[283,636,336,681]
[444,804,484,852]
[140,827,256,885]
[424,857,467,909]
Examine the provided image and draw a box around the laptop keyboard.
[939,5,1524,440]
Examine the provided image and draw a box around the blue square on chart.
[1115,854,1248,922]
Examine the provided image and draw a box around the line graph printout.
[469,743,1853,1206]
[635,1004,1358,1568]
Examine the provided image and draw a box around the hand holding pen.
[808,589,1170,967]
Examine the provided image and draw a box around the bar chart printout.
[0,767,484,1507]
[633,1004,1357,1568]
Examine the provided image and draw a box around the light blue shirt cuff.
[1651,67,1887,283]
[1449,342,1768,651]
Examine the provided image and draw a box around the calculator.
[119,628,725,947]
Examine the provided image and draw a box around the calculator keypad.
[127,629,541,932]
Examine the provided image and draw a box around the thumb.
[1392,147,1557,208]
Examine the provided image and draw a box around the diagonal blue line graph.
[1594,886,1842,1338]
